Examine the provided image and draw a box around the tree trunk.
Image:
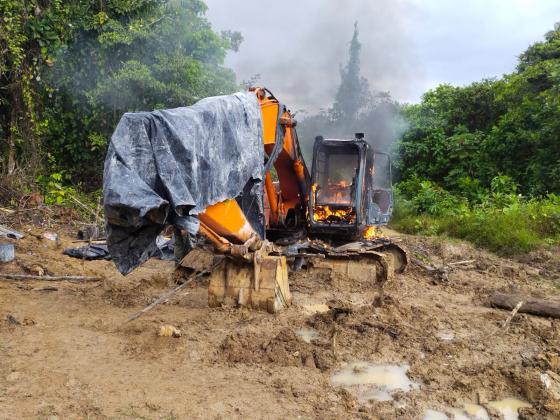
[490,292,560,319]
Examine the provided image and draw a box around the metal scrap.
[0,224,24,239]
[0,243,15,262]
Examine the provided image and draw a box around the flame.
[314,179,354,205]
[363,226,383,240]
[313,205,355,223]
[363,226,376,240]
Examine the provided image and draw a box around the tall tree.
[298,21,402,157]
[331,21,371,123]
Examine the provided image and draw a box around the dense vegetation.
[0,0,240,191]
[392,23,560,254]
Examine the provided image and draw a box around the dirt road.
[1,226,559,419]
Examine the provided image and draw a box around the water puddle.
[487,398,531,420]
[424,409,448,420]
[427,399,525,420]
[447,403,489,420]
[296,327,320,343]
[330,362,419,402]
[449,408,470,420]
[302,303,330,315]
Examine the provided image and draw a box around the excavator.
[176,87,408,313]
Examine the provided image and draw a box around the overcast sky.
[204,0,559,112]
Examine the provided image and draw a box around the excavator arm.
[193,87,310,257]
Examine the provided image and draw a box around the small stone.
[525,267,540,277]
[477,389,489,404]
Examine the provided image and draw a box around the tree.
[331,21,371,123]
[0,0,241,189]
[396,22,560,196]
[298,22,402,157]
[0,1,78,176]
[44,0,240,187]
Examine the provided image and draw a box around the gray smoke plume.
[204,0,422,113]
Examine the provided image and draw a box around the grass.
[391,193,560,256]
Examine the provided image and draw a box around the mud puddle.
[487,398,531,420]
[425,398,529,420]
[423,409,448,420]
[330,361,418,402]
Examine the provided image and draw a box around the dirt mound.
[220,327,334,370]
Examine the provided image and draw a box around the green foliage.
[0,0,79,173]
[392,23,560,255]
[396,22,560,196]
[1,0,240,188]
[392,178,560,255]
[35,172,77,205]
[41,0,239,186]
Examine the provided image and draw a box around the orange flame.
[363,226,376,240]
[363,226,383,240]
[313,205,355,223]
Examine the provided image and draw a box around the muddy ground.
[1,217,560,419]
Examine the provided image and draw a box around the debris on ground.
[0,274,101,282]
[63,244,111,260]
[23,263,49,276]
[42,231,59,242]
[158,325,182,338]
[32,286,58,292]
[0,242,15,262]
[77,225,103,241]
[0,224,24,239]
[490,292,560,318]
[63,236,174,261]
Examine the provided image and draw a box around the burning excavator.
[103,87,407,313]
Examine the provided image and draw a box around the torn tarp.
[103,92,264,275]
[63,244,111,260]
[63,236,175,261]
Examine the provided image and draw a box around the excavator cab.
[309,133,393,241]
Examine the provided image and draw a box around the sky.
[204,0,559,113]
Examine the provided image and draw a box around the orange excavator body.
[182,88,407,314]
[197,87,309,252]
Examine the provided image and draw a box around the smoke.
[204,0,423,113]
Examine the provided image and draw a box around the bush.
[391,178,560,255]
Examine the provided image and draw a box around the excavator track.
[279,238,408,285]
